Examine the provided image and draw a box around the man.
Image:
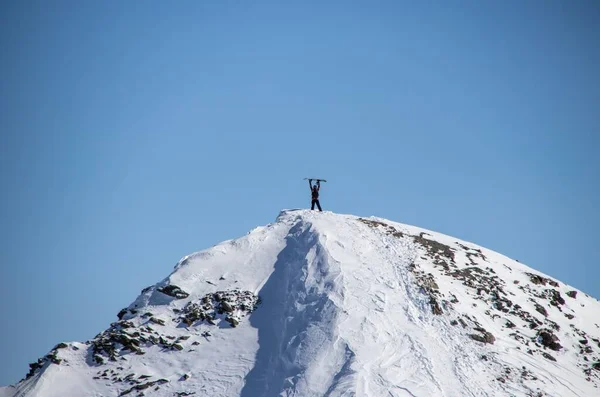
[309,179,323,211]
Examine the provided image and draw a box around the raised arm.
[308,179,313,189]
[316,180,320,190]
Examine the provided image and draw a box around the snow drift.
[2,210,599,397]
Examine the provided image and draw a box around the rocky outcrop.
[526,273,559,288]
[470,327,496,344]
[118,378,168,396]
[89,289,260,370]
[413,233,456,263]
[25,343,69,380]
[180,290,259,328]
[157,285,190,299]
[537,329,562,351]
[91,321,144,362]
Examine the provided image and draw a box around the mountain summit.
[2,210,599,397]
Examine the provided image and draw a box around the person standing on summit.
[308,179,323,211]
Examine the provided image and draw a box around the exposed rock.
[179,289,259,328]
[220,301,234,313]
[181,303,207,326]
[25,360,44,380]
[54,342,68,350]
[470,327,495,344]
[547,289,565,306]
[118,320,135,329]
[150,317,166,326]
[535,303,548,317]
[546,319,560,331]
[528,274,546,285]
[141,286,153,294]
[526,273,559,287]
[117,308,128,320]
[429,297,443,315]
[567,290,578,299]
[413,234,455,262]
[157,285,190,300]
[470,332,496,344]
[358,218,393,230]
[92,322,145,363]
[537,330,562,351]
[93,354,104,365]
[24,347,66,380]
[46,354,61,365]
[457,244,488,266]
[542,352,557,362]
[119,379,168,396]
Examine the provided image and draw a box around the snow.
[3,210,600,396]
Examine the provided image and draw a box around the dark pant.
[311,199,322,211]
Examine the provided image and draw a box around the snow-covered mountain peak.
[2,210,599,397]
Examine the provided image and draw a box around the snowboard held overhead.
[306,178,326,211]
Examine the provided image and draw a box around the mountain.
[2,210,599,397]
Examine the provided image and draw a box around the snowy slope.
[2,210,599,397]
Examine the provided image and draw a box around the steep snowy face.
[3,210,600,397]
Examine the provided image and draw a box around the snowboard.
[304,178,327,182]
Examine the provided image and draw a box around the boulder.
[470,332,495,344]
[537,330,562,351]
[157,285,189,299]
[430,297,443,315]
[220,301,234,313]
[469,327,495,344]
[534,304,548,317]
[226,317,240,327]
[117,308,128,320]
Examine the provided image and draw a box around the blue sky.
[1,0,599,386]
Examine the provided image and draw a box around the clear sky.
[1,0,599,386]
